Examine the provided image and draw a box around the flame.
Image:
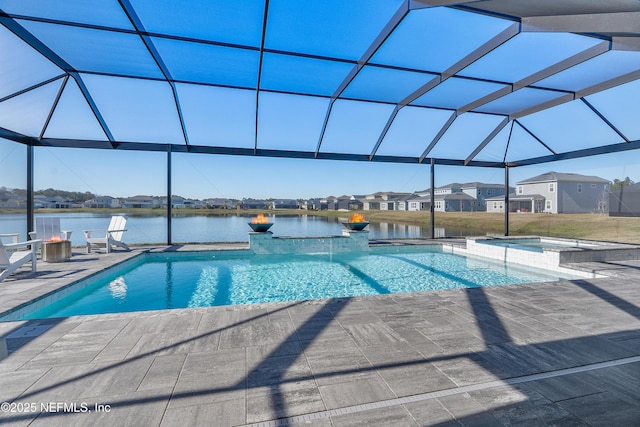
[349,213,366,223]
[251,214,269,224]
[47,235,65,243]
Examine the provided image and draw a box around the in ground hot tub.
[455,236,640,274]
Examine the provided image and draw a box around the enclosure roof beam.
[1,126,507,167]
[464,116,509,165]
[507,139,640,167]
[410,0,478,9]
[398,22,520,110]
[581,98,631,143]
[513,120,557,155]
[40,75,69,140]
[0,74,66,103]
[118,0,190,149]
[419,111,457,163]
[253,0,270,153]
[459,41,610,114]
[522,12,640,34]
[509,67,640,121]
[612,37,640,52]
[369,106,400,160]
[575,69,640,99]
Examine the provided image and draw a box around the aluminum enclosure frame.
[2,1,640,243]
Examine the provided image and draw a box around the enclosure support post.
[504,165,510,236]
[27,144,34,238]
[167,144,172,245]
[430,158,435,239]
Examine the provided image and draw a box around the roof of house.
[439,192,476,201]
[461,182,508,189]
[517,171,609,185]
[418,182,506,193]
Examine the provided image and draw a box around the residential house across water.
[407,183,510,212]
[326,196,362,211]
[34,195,74,209]
[204,198,236,209]
[122,196,161,209]
[272,199,299,209]
[487,172,609,214]
[362,192,410,211]
[303,198,324,210]
[241,199,269,210]
[83,196,121,209]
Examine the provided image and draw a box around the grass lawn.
[329,210,640,243]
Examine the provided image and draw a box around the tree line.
[610,177,634,190]
[0,187,96,202]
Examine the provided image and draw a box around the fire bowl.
[248,223,274,232]
[342,221,369,231]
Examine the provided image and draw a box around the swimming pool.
[6,246,582,320]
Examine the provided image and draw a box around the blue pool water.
[15,246,579,320]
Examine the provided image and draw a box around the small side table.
[42,240,72,263]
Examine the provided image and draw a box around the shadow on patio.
[0,275,640,425]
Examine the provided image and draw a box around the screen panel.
[257,92,330,152]
[412,77,508,110]
[536,51,640,92]
[476,88,569,116]
[0,0,134,30]
[0,25,63,99]
[342,66,436,103]
[376,106,455,157]
[586,79,640,141]
[428,112,506,159]
[265,0,404,60]
[319,99,395,154]
[373,7,513,73]
[130,0,265,46]
[82,74,185,144]
[152,37,259,88]
[176,83,255,148]
[18,20,163,78]
[517,100,625,153]
[0,79,62,137]
[460,32,603,83]
[260,53,354,97]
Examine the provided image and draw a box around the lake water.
[0,212,449,246]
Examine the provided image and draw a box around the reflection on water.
[108,277,127,299]
[0,212,453,245]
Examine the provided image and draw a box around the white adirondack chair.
[28,217,72,241]
[0,238,41,282]
[0,234,20,244]
[83,215,130,253]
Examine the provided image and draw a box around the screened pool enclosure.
[1,0,640,243]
